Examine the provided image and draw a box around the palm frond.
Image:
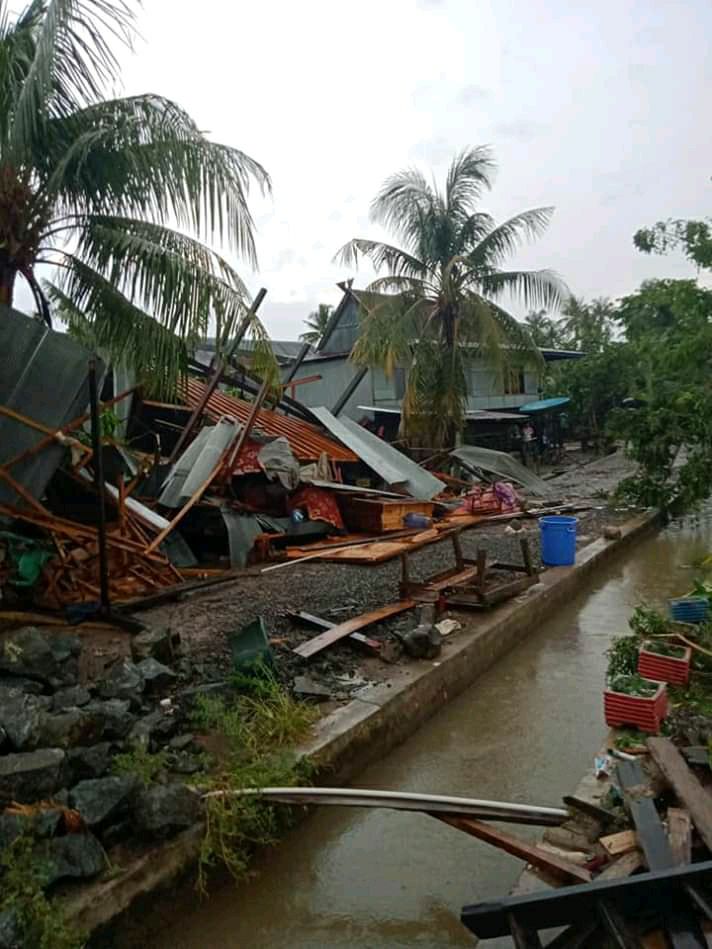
[46,267,192,398]
[476,268,566,311]
[334,237,429,279]
[63,215,250,340]
[351,293,428,377]
[467,207,555,266]
[11,0,136,155]
[39,94,269,263]
[444,146,495,218]
[369,168,436,252]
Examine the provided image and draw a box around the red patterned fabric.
[288,485,345,531]
[230,439,263,475]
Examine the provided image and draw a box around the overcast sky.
[109,0,710,337]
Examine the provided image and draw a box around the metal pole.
[88,359,111,615]
[168,288,267,463]
[332,366,368,417]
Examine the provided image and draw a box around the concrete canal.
[152,512,712,949]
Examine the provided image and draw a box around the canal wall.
[68,509,659,943]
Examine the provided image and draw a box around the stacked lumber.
[0,503,181,607]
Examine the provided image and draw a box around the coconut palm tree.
[0,0,273,395]
[335,147,566,447]
[300,303,333,344]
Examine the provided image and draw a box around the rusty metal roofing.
[181,378,357,462]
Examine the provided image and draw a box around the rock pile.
[0,625,204,893]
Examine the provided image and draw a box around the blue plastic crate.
[669,596,709,624]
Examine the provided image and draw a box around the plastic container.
[404,513,433,530]
[669,596,709,624]
[539,515,577,566]
[604,679,668,734]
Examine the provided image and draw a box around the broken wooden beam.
[292,601,415,660]
[648,737,712,854]
[436,815,592,885]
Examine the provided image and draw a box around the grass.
[112,744,169,786]
[0,835,85,949]
[190,664,318,892]
[614,728,647,752]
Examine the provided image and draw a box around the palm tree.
[300,303,333,344]
[335,147,565,448]
[524,309,564,349]
[0,0,273,395]
[560,297,615,353]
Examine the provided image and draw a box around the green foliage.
[606,635,641,680]
[614,728,646,752]
[191,674,317,891]
[607,674,658,697]
[336,146,564,448]
[0,835,85,949]
[634,218,712,272]
[0,1,275,396]
[642,640,686,659]
[112,743,169,786]
[629,606,668,637]
[300,303,333,344]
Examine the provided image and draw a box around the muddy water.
[153,513,712,949]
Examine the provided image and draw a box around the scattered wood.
[648,738,712,853]
[287,609,383,658]
[600,830,639,857]
[292,601,415,660]
[668,808,693,866]
[437,815,592,885]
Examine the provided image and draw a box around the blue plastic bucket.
[539,515,577,566]
[670,596,709,624]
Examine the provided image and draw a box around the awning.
[518,397,570,414]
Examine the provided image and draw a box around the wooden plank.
[669,808,693,866]
[601,830,639,857]
[648,738,712,854]
[293,601,415,659]
[460,860,712,940]
[437,815,592,885]
[287,610,382,656]
[618,758,706,949]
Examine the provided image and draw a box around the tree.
[559,296,615,352]
[524,308,564,348]
[299,303,333,344]
[0,0,272,395]
[611,279,712,511]
[634,218,712,272]
[335,146,565,448]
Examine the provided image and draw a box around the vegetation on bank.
[190,665,318,891]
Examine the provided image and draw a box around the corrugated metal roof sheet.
[310,406,445,500]
[181,378,357,462]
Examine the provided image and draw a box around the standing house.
[279,289,581,445]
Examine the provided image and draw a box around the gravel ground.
[141,494,636,697]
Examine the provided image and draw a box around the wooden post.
[400,552,410,598]
[452,529,464,570]
[168,288,267,463]
[520,536,535,576]
[88,359,111,615]
[476,548,487,593]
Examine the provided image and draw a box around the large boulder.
[83,699,134,740]
[131,627,180,665]
[0,749,65,806]
[134,783,202,839]
[98,659,145,705]
[69,776,139,827]
[37,832,105,886]
[65,743,112,783]
[0,688,51,751]
[0,627,79,688]
[39,706,105,750]
[0,676,44,695]
[129,708,178,749]
[136,658,176,694]
[52,685,91,711]
[0,809,63,851]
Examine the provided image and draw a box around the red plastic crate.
[603,680,668,733]
[638,643,691,686]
